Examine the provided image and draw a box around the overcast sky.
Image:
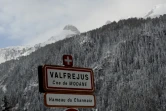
[0,0,166,48]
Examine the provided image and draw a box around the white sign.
[44,93,96,108]
[43,65,94,92]
[47,69,91,88]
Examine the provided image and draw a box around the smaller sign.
[44,93,96,108]
[63,55,73,67]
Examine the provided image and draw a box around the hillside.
[0,15,166,111]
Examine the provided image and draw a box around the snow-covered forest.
[0,15,166,111]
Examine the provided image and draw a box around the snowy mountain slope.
[2,3,166,64]
[145,4,166,18]
[0,46,32,63]
[0,16,166,111]
[0,25,80,64]
[37,29,79,47]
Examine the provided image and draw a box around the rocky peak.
[63,25,80,34]
[105,20,111,25]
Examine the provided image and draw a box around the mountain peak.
[105,20,111,25]
[63,25,80,34]
[145,4,166,18]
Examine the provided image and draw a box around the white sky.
[0,0,166,47]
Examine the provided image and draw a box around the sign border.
[44,92,96,108]
[43,65,95,93]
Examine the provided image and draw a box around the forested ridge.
[0,15,166,111]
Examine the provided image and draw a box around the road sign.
[43,65,94,92]
[65,108,78,111]
[44,93,96,108]
[63,55,73,67]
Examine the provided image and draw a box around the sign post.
[38,55,96,110]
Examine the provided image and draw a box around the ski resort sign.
[44,93,96,108]
[43,65,94,92]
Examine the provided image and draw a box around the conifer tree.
[2,96,12,111]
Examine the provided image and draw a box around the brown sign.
[43,65,94,93]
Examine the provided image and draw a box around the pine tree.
[2,96,12,111]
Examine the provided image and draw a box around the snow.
[99,76,104,80]
[80,36,89,45]
[2,85,7,93]
[0,45,32,64]
[0,84,7,93]
[24,82,38,95]
[30,82,38,87]
[104,50,111,59]
[0,57,5,63]
[0,74,8,92]
[0,25,79,64]
[12,103,19,110]
[91,108,98,111]
[93,65,99,70]
[40,30,77,47]
[24,102,30,110]
[21,48,36,56]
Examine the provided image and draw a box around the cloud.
[0,26,4,34]
[24,27,62,45]
[0,0,166,47]
[74,0,166,32]
[0,0,102,45]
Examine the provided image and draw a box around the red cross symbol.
[63,55,73,67]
